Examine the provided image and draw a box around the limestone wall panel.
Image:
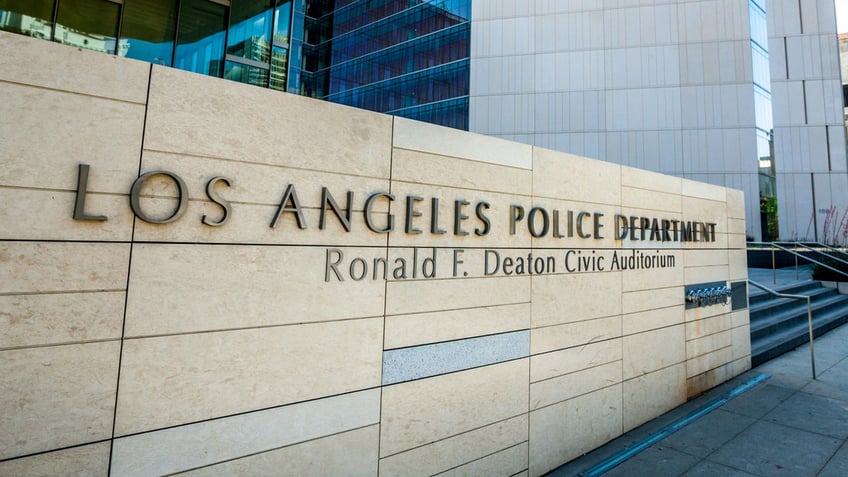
[378,415,528,477]
[0,342,120,459]
[379,359,529,458]
[124,244,385,337]
[114,318,383,435]
[145,66,392,179]
[529,385,623,477]
[0,442,111,477]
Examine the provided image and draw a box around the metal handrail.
[793,241,848,265]
[748,279,816,379]
[748,241,848,284]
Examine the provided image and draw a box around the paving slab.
[803,362,848,400]
[682,460,757,477]
[550,268,848,477]
[552,313,848,477]
[707,420,842,477]
[719,383,794,419]
[818,441,848,477]
[601,446,699,477]
[659,409,756,458]
[762,391,848,439]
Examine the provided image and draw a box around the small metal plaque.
[685,281,732,308]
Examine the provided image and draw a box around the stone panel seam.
[377,412,529,460]
[377,116,396,477]
[527,338,620,359]
[392,146,534,172]
[121,314,384,340]
[529,358,623,385]
[0,185,130,195]
[621,320,685,339]
[0,78,148,106]
[165,424,380,476]
[108,62,153,477]
[525,192,622,207]
[531,313,622,332]
[528,152,536,473]
[626,304,685,315]
[621,361,686,382]
[389,177,534,198]
[529,381,622,414]
[0,438,112,465]
[112,385,383,440]
[0,338,122,353]
[142,147,393,181]
[684,326,734,343]
[686,349,735,376]
[384,301,527,318]
[529,335,621,357]
[0,287,126,296]
[430,441,530,477]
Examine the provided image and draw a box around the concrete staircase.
[749,280,848,366]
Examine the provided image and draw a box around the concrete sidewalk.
[549,308,848,476]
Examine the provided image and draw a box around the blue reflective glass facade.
[300,0,471,129]
[0,0,470,129]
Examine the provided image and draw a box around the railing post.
[748,279,818,380]
[772,246,776,284]
[807,296,816,379]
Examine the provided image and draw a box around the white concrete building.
[468,0,847,242]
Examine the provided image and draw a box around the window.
[174,0,227,77]
[121,0,178,65]
[55,0,120,54]
[0,0,54,39]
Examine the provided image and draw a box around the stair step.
[748,286,836,319]
[751,298,848,367]
[750,293,848,339]
[749,276,848,366]
[748,280,824,306]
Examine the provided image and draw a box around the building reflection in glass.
[0,0,470,129]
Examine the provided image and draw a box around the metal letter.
[593,212,604,239]
[73,164,107,221]
[510,205,525,235]
[325,248,344,282]
[453,249,465,277]
[454,199,470,236]
[430,198,447,234]
[474,201,491,236]
[405,195,424,234]
[576,211,591,239]
[130,170,188,224]
[270,184,307,229]
[202,176,232,227]
[364,192,395,233]
[527,207,550,238]
[319,188,352,232]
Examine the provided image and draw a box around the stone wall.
[0,31,750,476]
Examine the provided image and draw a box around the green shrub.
[810,256,848,281]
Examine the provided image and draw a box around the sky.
[838,1,848,33]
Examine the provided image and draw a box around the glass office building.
[299,0,470,129]
[0,0,471,128]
